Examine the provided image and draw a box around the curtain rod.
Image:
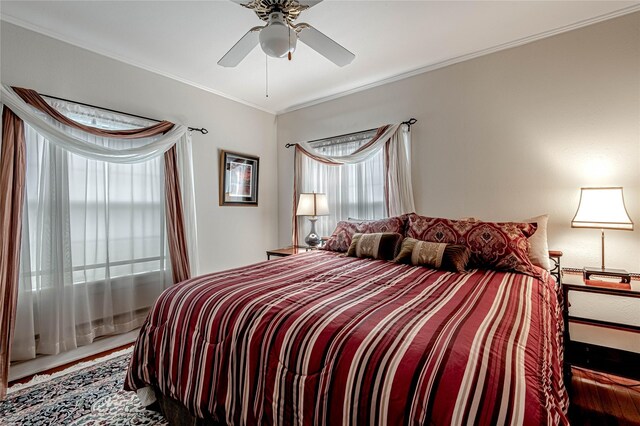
[284,118,417,149]
[41,93,209,135]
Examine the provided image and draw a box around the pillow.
[405,213,538,276]
[461,214,551,270]
[523,214,551,270]
[393,238,470,272]
[323,216,406,253]
[347,217,376,222]
[346,233,403,260]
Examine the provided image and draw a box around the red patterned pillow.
[323,216,406,253]
[406,213,538,276]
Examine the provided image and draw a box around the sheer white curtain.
[298,141,386,241]
[1,85,186,163]
[294,123,415,245]
[386,125,415,217]
[11,100,172,361]
[2,85,199,278]
[175,134,199,276]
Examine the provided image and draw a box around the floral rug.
[1,349,167,425]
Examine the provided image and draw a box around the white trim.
[2,4,639,116]
[8,329,139,383]
[278,4,640,114]
[7,346,134,394]
[0,13,275,115]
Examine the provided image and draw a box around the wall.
[277,12,640,272]
[2,12,640,273]
[1,22,278,274]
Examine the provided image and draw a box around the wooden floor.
[570,367,640,425]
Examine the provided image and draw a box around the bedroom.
[0,1,639,424]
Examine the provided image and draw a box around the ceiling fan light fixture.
[259,12,296,58]
[219,1,355,68]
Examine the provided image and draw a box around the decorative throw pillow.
[323,216,406,253]
[405,213,538,276]
[461,214,551,271]
[346,232,403,261]
[393,238,470,272]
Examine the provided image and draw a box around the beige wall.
[277,12,640,272]
[1,22,278,274]
[2,12,639,273]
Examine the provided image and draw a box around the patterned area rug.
[1,350,167,425]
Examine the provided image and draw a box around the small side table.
[266,246,309,260]
[562,269,640,380]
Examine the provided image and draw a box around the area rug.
[1,348,167,425]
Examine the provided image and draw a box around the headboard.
[548,250,563,285]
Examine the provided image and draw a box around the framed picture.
[219,150,259,206]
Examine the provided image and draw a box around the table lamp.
[571,187,633,279]
[296,193,329,248]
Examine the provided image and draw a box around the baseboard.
[567,341,640,380]
[8,329,139,382]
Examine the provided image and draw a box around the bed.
[124,249,568,425]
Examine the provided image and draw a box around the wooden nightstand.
[266,246,309,260]
[562,269,640,380]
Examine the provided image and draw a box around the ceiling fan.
[218,0,355,67]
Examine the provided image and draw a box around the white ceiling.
[1,1,639,114]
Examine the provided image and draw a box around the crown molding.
[276,4,640,114]
[0,13,277,115]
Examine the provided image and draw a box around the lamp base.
[583,266,631,283]
[304,216,322,248]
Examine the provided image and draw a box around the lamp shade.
[259,15,296,58]
[571,187,634,230]
[296,193,329,216]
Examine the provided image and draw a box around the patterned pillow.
[405,213,538,276]
[393,238,470,272]
[323,216,406,253]
[346,233,403,261]
[347,217,375,222]
[461,215,551,271]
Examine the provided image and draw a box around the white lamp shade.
[571,187,634,230]
[296,193,329,216]
[259,19,296,58]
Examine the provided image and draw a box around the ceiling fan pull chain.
[265,54,269,98]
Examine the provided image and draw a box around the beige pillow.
[523,214,551,270]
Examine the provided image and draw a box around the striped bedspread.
[124,251,568,425]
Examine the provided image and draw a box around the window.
[22,99,168,287]
[12,98,170,360]
[298,129,387,242]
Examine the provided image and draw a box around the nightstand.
[562,269,640,380]
[266,246,308,260]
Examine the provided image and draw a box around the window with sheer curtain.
[11,98,171,361]
[297,130,387,242]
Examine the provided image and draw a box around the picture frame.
[219,150,259,206]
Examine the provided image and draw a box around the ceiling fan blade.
[218,27,262,67]
[297,0,323,10]
[297,25,355,67]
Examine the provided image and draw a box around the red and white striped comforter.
[125,250,568,425]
